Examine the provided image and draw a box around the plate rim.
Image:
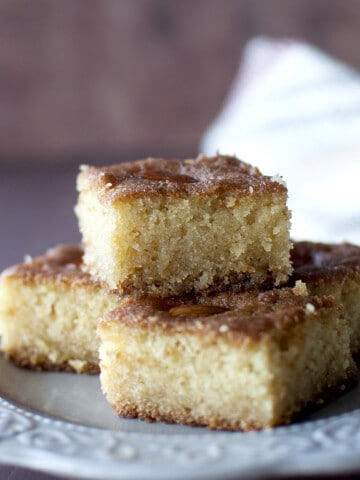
[2,394,360,480]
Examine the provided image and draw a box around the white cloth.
[201,37,360,243]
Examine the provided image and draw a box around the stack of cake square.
[0,153,358,431]
[76,154,356,430]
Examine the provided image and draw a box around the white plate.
[1,355,360,480]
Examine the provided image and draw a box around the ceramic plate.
[1,355,360,479]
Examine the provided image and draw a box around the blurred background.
[1,0,360,269]
[1,3,360,479]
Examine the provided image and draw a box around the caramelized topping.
[79,154,287,201]
[0,245,96,288]
[169,304,229,318]
[290,241,360,283]
[137,170,199,183]
[108,288,339,340]
[98,172,119,186]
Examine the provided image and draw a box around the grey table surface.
[1,164,360,480]
[0,165,81,272]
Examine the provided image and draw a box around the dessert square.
[291,241,360,354]
[76,154,292,297]
[98,285,356,430]
[0,245,118,373]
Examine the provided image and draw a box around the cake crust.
[0,245,118,373]
[99,286,356,430]
[290,241,360,354]
[76,154,292,296]
[6,351,99,374]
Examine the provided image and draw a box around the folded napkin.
[201,37,360,244]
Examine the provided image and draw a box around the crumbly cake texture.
[76,154,292,297]
[98,286,356,431]
[0,245,118,373]
[291,241,360,355]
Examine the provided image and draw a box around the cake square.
[76,154,292,297]
[291,241,360,354]
[98,285,356,430]
[0,245,118,373]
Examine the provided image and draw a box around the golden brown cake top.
[0,244,98,287]
[106,287,338,340]
[291,241,360,283]
[77,154,287,201]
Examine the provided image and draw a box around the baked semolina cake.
[0,245,118,373]
[98,285,356,431]
[76,154,292,297]
[291,241,360,354]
